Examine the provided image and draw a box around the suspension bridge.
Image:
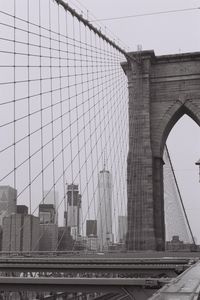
[0,0,200,299]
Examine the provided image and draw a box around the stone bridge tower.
[122,51,200,251]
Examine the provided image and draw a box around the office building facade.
[17,205,28,215]
[44,190,59,224]
[118,215,127,243]
[0,186,17,226]
[39,224,58,251]
[58,226,74,251]
[39,204,58,251]
[86,220,97,237]
[39,204,56,224]
[2,213,40,251]
[67,184,81,239]
[86,236,99,251]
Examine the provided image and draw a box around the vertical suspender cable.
[57,3,66,219]
[166,145,196,247]
[40,1,44,205]
[13,0,17,252]
[27,0,32,214]
[49,0,56,221]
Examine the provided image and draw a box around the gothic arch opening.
[160,104,200,159]
[164,114,200,246]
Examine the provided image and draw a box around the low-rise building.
[86,235,99,251]
[166,235,194,252]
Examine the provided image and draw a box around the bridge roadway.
[1,250,199,258]
[0,277,171,292]
[0,252,199,299]
[0,253,195,277]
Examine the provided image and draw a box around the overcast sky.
[70,0,200,242]
[0,0,200,243]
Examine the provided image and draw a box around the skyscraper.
[2,207,40,252]
[86,220,98,251]
[44,190,59,224]
[39,223,58,251]
[58,226,74,251]
[66,184,81,240]
[0,186,17,226]
[39,204,58,251]
[118,215,127,243]
[39,204,56,224]
[97,169,112,250]
[86,220,97,237]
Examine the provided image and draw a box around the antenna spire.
[103,151,106,170]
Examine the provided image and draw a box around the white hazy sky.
[70,0,200,242]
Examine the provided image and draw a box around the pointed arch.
[154,101,200,158]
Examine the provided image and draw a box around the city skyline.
[0,182,128,252]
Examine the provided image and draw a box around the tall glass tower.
[97,168,112,251]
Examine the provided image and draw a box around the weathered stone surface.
[121,51,200,250]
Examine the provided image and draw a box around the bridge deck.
[0,277,170,292]
[0,255,192,276]
[150,261,200,299]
